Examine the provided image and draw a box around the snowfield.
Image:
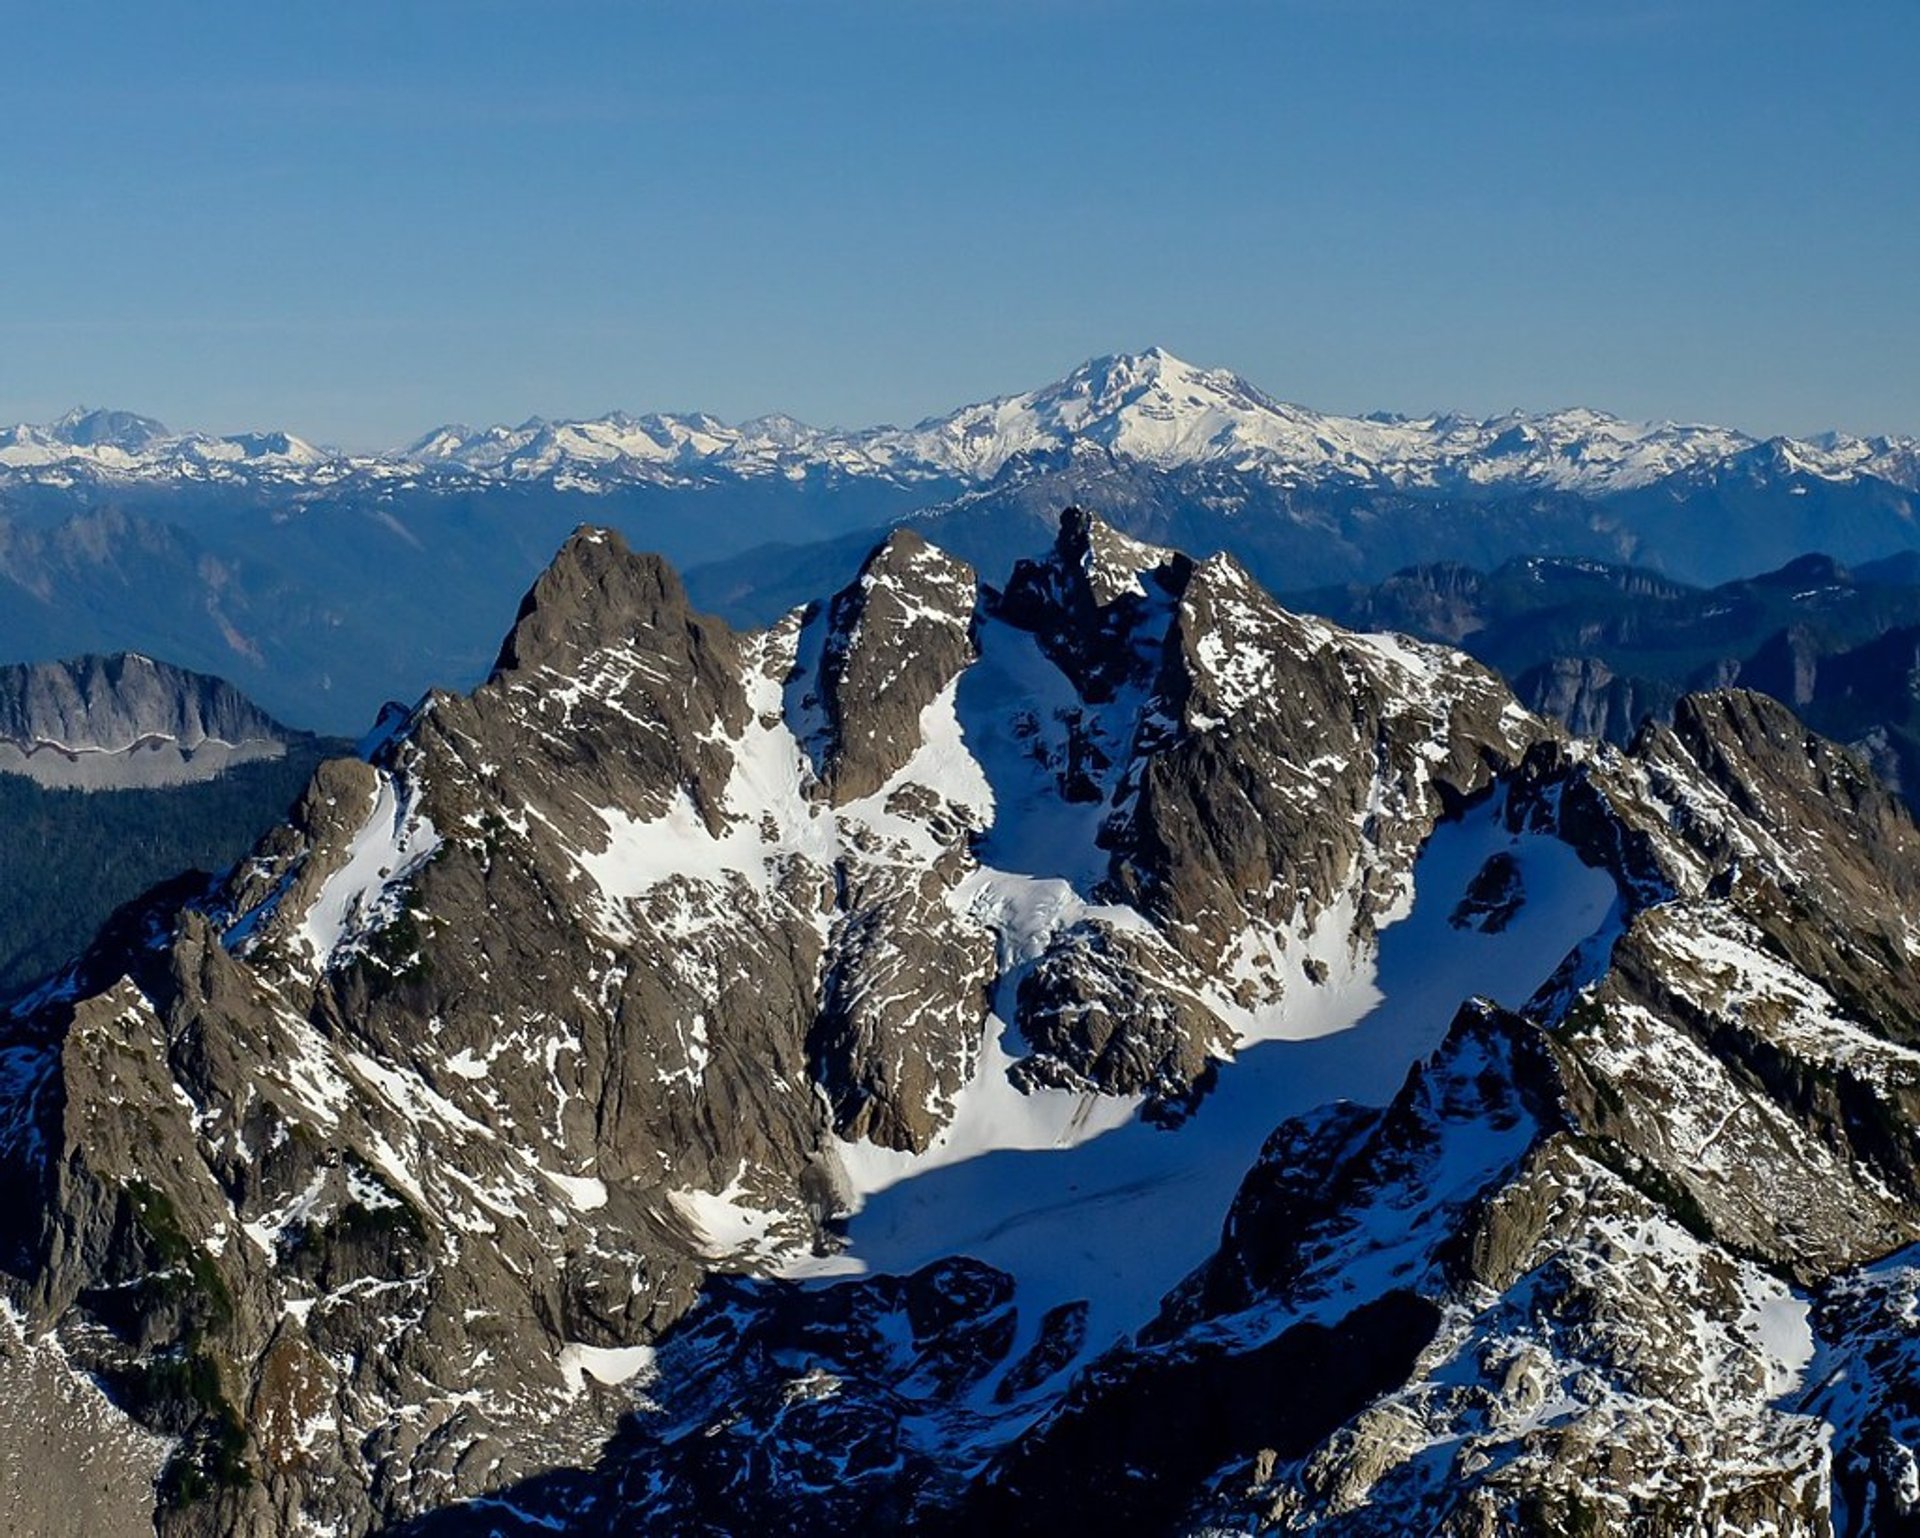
[789,795,1620,1372]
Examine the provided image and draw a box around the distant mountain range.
[11,350,1917,496]
[1289,551,1920,803]
[3,349,1916,731]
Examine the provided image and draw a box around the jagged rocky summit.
[1,510,1918,1535]
[0,653,303,790]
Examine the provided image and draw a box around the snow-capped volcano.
[390,347,1912,494]
[2,350,1913,497]
[3,353,1916,741]
[883,346,1320,478]
[47,407,171,453]
[883,346,1769,491]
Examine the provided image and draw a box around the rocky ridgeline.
[0,512,1917,1535]
[0,653,301,789]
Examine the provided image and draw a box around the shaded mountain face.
[0,748,343,1005]
[2,513,1920,1536]
[4,349,1919,732]
[1740,623,1920,798]
[1292,552,1920,808]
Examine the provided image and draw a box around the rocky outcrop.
[0,1302,170,1538]
[979,509,1546,1104]
[1106,548,1535,954]
[1295,552,1920,822]
[467,657,1920,1537]
[800,529,979,804]
[0,529,847,1533]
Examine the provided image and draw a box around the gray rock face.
[450,642,1920,1535]
[1449,850,1525,932]
[1513,653,1681,745]
[1104,547,1531,956]
[0,530,847,1534]
[783,531,1000,1149]
[1291,551,1920,829]
[0,653,300,789]
[984,508,1544,1106]
[6,511,1920,1536]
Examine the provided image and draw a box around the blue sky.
[3,1,1915,446]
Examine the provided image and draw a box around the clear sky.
[3,1,1915,447]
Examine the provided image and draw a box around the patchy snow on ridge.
[576,634,836,940]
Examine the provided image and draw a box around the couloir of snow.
[787,795,1620,1375]
[295,771,442,971]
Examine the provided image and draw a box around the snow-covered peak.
[391,408,884,487]
[886,347,1310,479]
[204,430,327,466]
[879,350,1797,493]
[402,424,476,461]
